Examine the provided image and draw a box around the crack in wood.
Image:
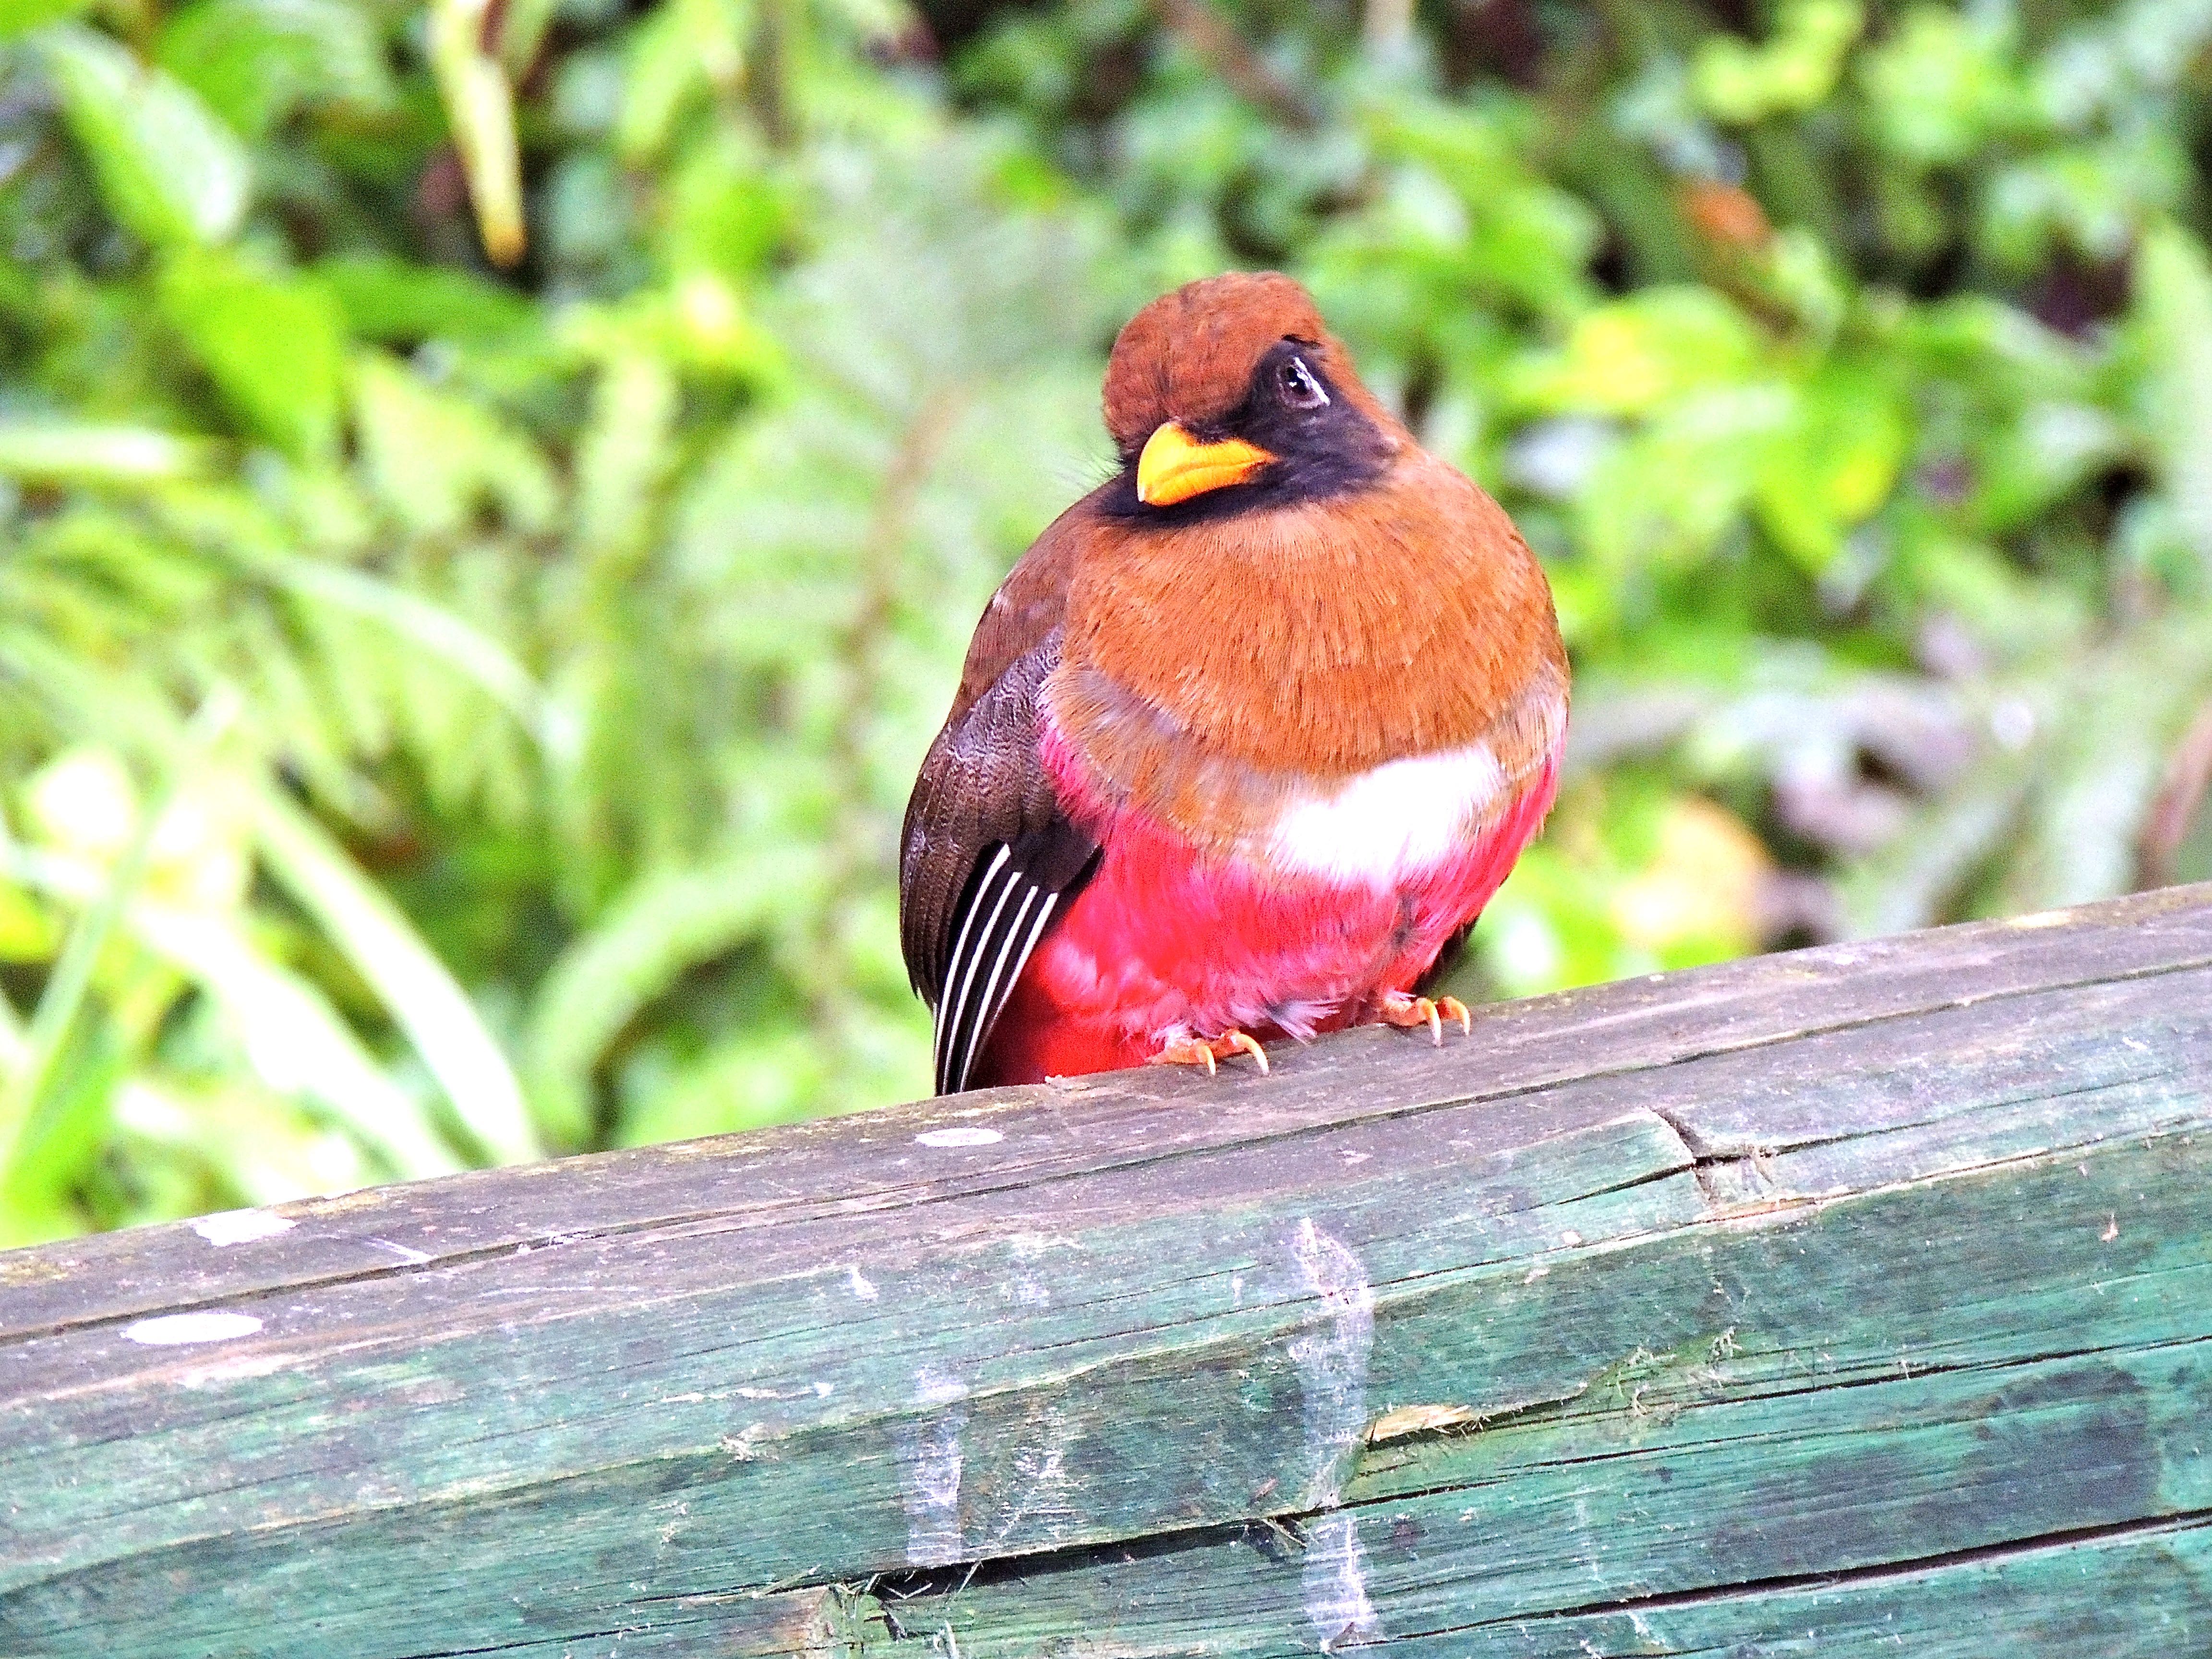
[777,1497,2212,1652]
[1451,1508,2212,1633]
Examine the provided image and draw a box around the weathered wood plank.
[2,886,2210,1657]
[7,883,2204,1345]
[852,1118,2212,1652]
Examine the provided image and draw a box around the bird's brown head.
[1100,273,1401,517]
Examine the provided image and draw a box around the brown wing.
[940,492,1093,723]
[899,501,1103,1093]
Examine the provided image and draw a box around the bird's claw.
[1149,1029,1270,1076]
[1227,1030,1270,1071]
[1380,992,1473,1046]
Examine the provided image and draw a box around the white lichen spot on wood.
[719,1424,770,1460]
[1286,1217,1381,1647]
[1568,1495,1608,1595]
[176,1350,291,1386]
[1004,1233,1064,1304]
[848,1265,880,1300]
[1289,1218,1375,1475]
[124,1311,264,1346]
[916,1127,1002,1148]
[1306,1514,1380,1653]
[914,1367,969,1406]
[187,1209,295,1246]
[985,1405,1080,1549]
[893,1369,970,1567]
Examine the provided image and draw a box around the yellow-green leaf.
[38,23,250,247]
[158,247,347,458]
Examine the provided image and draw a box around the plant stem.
[1153,0,1319,130]
[2139,698,2212,889]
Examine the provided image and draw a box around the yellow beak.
[1135,422,1274,507]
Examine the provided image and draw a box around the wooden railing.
[5,885,2210,1657]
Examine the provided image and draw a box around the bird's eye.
[1277,355,1329,411]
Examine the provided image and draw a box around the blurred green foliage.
[1,0,2210,1241]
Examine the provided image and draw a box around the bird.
[899,272,1568,1094]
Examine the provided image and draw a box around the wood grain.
[3,886,2208,1657]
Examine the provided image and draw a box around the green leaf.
[37,23,251,248]
[2007,615,2212,911]
[1753,364,1908,575]
[1981,132,2184,270]
[0,878,58,963]
[1576,384,1796,571]
[659,125,793,284]
[252,554,544,733]
[522,849,822,1145]
[617,0,748,162]
[493,0,561,79]
[573,351,678,563]
[0,840,463,1181]
[352,353,559,538]
[0,1185,84,1249]
[1860,7,2030,167]
[1972,401,2126,534]
[0,421,204,485]
[125,898,464,1179]
[1507,289,1762,417]
[1694,0,1863,125]
[2129,220,2212,568]
[0,1021,123,1218]
[313,254,536,345]
[613,1028,829,1145]
[156,0,396,139]
[0,740,172,1185]
[158,247,346,457]
[112,1074,373,1210]
[252,789,541,1166]
[0,0,86,43]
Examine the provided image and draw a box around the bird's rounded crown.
[1102,273,1358,457]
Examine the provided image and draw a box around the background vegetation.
[1,0,2209,1242]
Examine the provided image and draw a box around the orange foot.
[1148,1030,1270,1077]
[1378,991,1473,1046]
